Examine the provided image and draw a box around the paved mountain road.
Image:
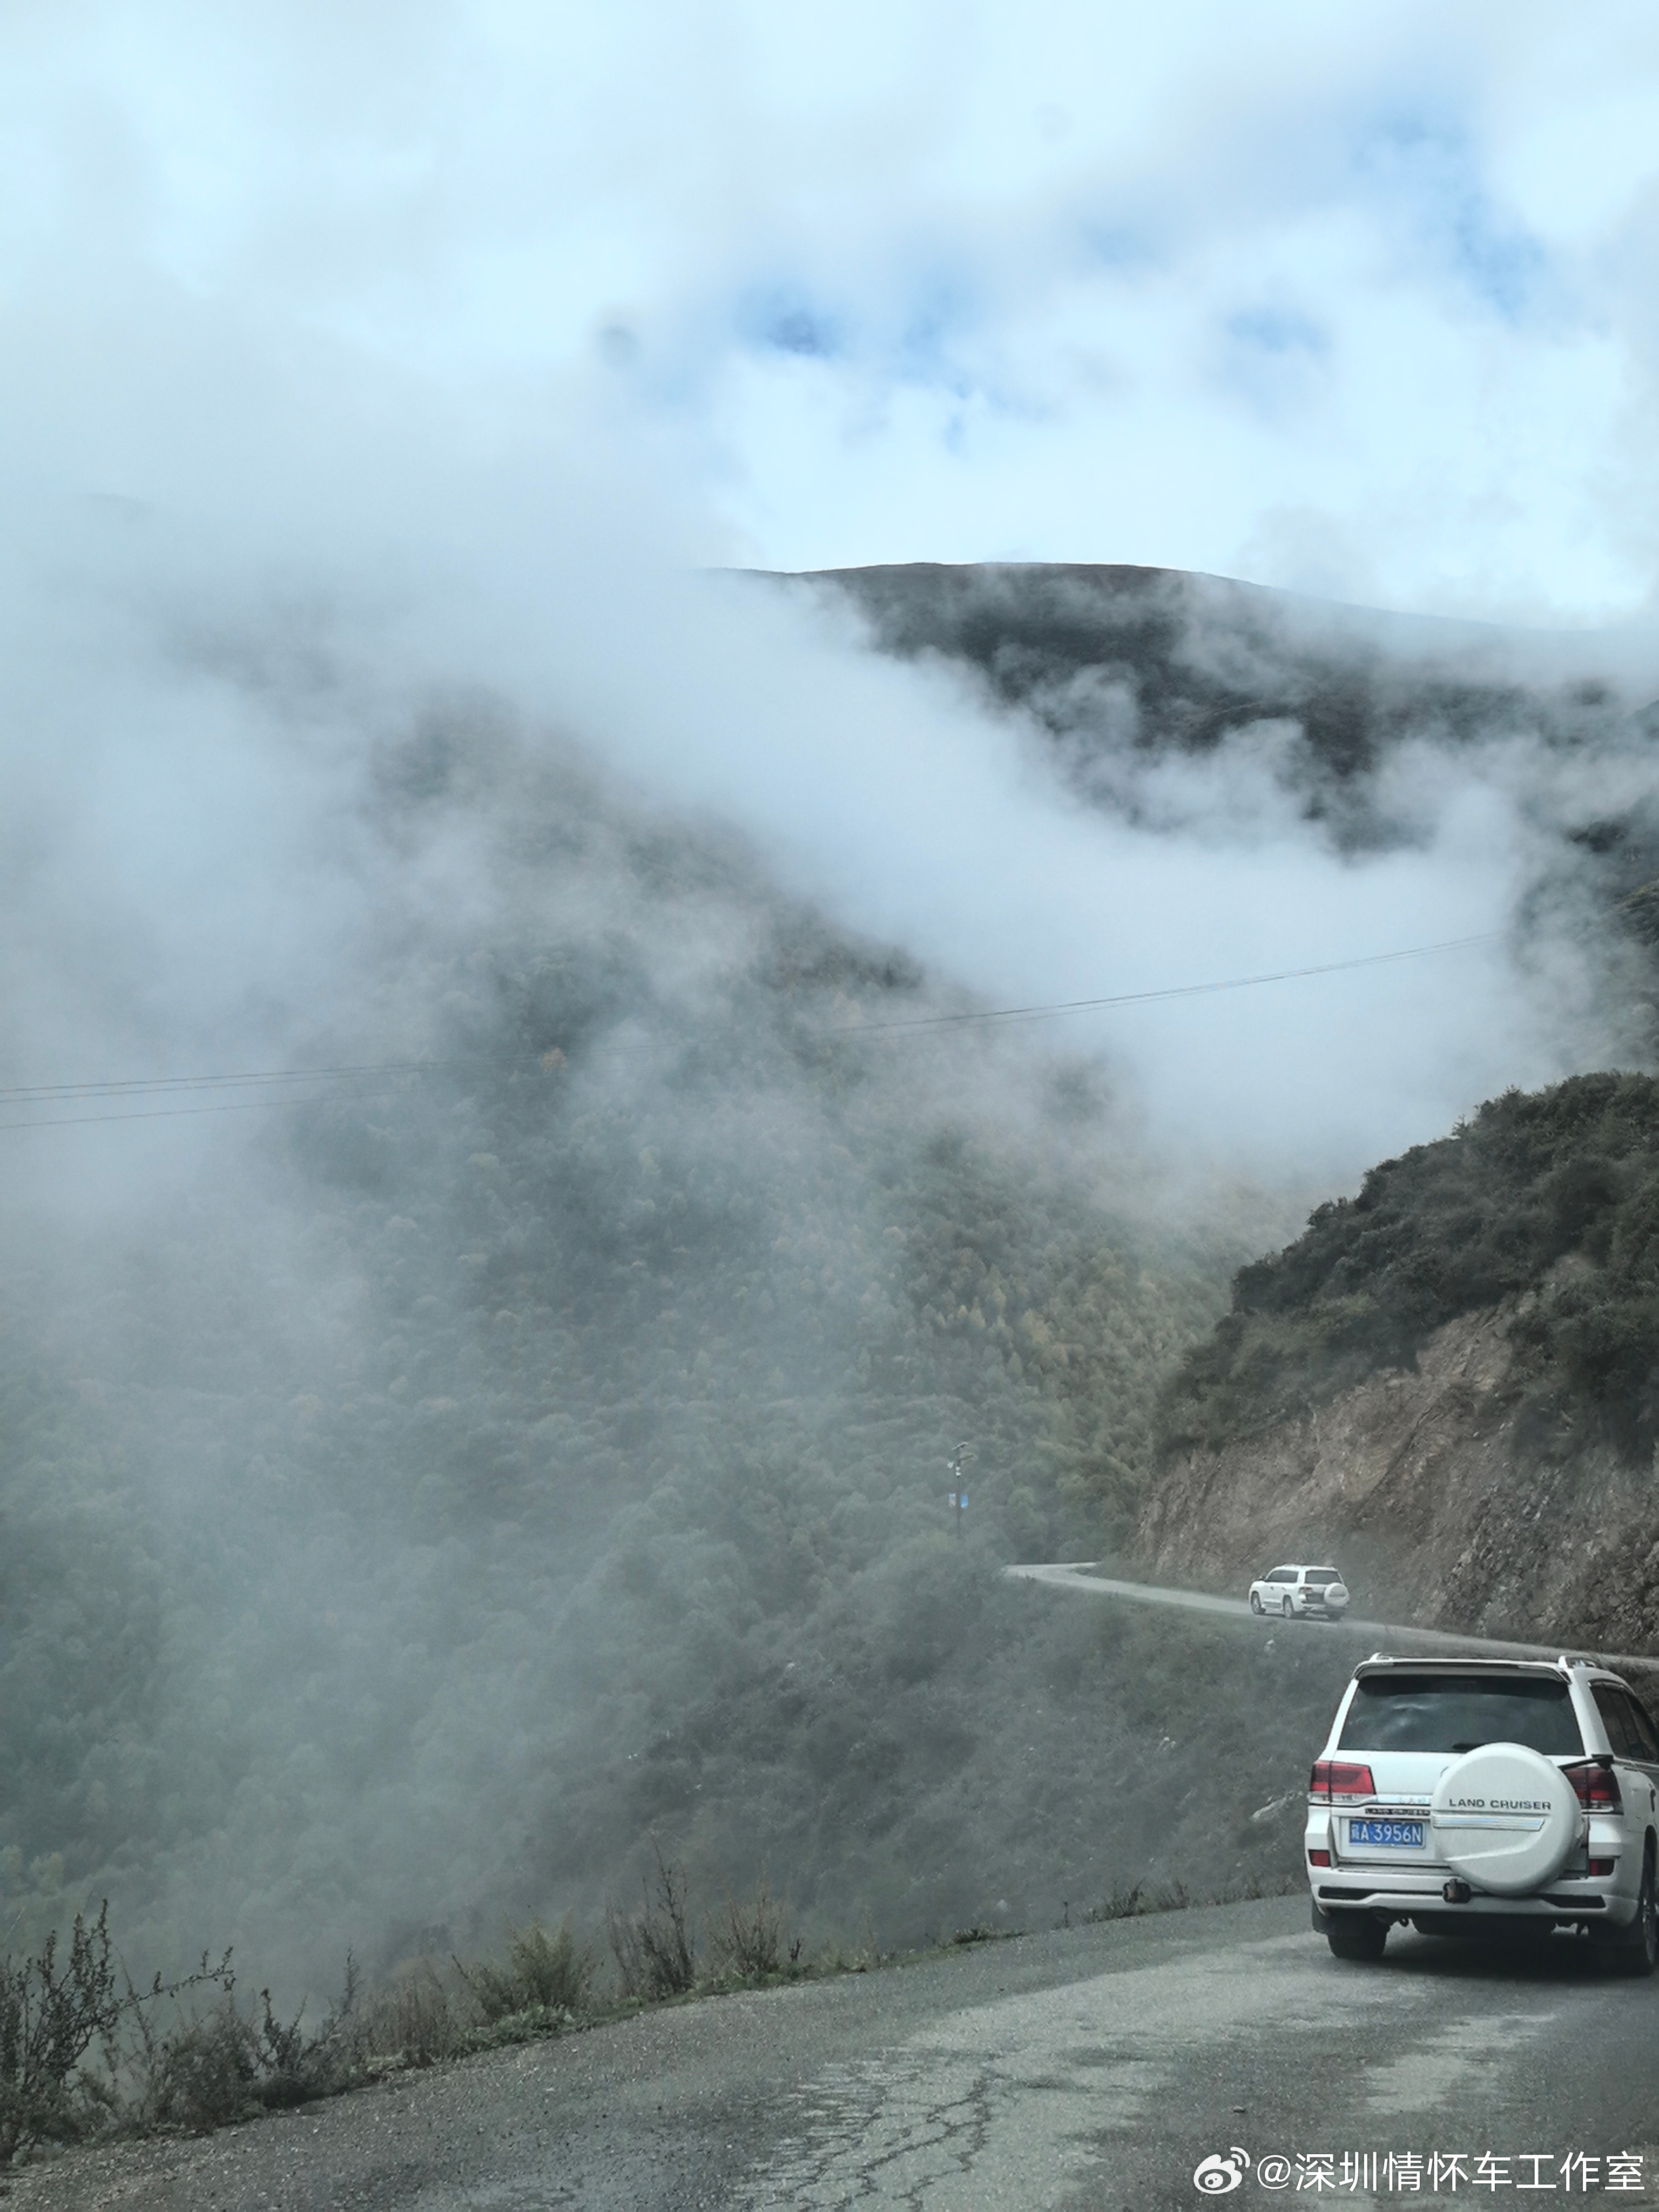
[1006,1563,1659,1676]
[9,1900,1657,2212]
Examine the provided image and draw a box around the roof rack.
[1353,1651,1566,1677]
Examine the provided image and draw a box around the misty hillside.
[1143,1069,1659,1656]
[0,692,1268,1994]
[1159,1069,1659,1466]
[9,555,1659,2009]
[799,562,1659,985]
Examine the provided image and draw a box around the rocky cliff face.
[1138,1299,1659,1655]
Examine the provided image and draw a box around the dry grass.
[709,1874,797,1981]
[356,1961,464,2069]
[606,1850,697,2000]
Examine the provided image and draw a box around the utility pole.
[946,1440,970,1539]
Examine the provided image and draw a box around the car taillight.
[1563,1761,1623,1811]
[1310,1759,1375,1803]
[1588,1858,1617,1877]
[1308,1848,1332,1866]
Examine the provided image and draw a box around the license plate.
[1349,1819,1424,1848]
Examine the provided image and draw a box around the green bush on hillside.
[455,1919,592,2023]
[1160,1071,1659,1459]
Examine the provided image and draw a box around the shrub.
[357,1962,462,2068]
[1085,1879,1190,1921]
[456,1920,592,2024]
[606,1849,696,2000]
[125,1958,361,2131]
[0,1905,122,2162]
[1,1905,235,2162]
[710,1873,793,1981]
[127,1997,260,2134]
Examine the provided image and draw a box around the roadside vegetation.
[2,1597,1365,2171]
[0,1878,796,2167]
[3,1825,1308,2172]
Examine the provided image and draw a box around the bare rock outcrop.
[1138,1301,1659,1654]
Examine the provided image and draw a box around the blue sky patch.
[1226,307,1330,358]
[766,307,839,358]
[1357,111,1550,322]
[738,288,844,360]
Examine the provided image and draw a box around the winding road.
[1006,1563,1659,1677]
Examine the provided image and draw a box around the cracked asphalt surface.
[8,1897,1657,2211]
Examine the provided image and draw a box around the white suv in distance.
[1307,1654,1659,1972]
[1250,1564,1350,1620]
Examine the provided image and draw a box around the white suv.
[1250,1564,1350,1620]
[1307,1654,1659,1972]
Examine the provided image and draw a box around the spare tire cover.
[1430,1744,1580,1896]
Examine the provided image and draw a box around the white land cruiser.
[1307,1654,1659,1972]
[1250,1564,1350,1620]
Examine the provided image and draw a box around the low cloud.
[4,0,1659,2002]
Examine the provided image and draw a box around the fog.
[6,1,1659,2013]
[4,460,1657,1995]
[9,489,1650,1190]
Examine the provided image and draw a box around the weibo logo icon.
[1193,2148,1251,2194]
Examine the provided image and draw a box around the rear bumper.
[1305,1806,1636,1925]
[1311,1876,1635,1927]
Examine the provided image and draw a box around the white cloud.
[1,0,1657,1197]
[3,9,1659,619]
[4,3,1659,615]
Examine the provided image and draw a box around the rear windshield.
[1303,1569,1341,1587]
[1338,1675,1583,1757]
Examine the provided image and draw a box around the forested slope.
[807,560,1659,860]
[1159,1073,1659,1460]
[1146,1073,1659,1648]
[0,707,1264,1992]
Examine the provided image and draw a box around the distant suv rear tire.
[1325,1912,1389,1961]
[1598,1845,1658,1978]
[1282,1596,1294,1619]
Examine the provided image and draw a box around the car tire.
[1598,1843,1658,1978]
[1325,1912,1389,1962]
[1250,1592,1264,1615]
[1282,1596,1294,1620]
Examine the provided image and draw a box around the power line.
[0,1089,407,1134]
[0,1057,463,1104]
[0,931,1501,1132]
[828,932,1500,1035]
